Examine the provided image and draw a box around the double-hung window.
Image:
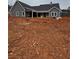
[22,11,25,17]
[51,12,57,17]
[16,11,19,16]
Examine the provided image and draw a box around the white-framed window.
[21,11,25,17]
[52,13,54,16]
[51,12,57,17]
[55,12,57,16]
[16,11,19,16]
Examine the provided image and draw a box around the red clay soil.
[8,16,70,59]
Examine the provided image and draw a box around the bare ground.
[8,16,70,59]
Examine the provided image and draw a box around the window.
[52,13,54,16]
[55,13,56,16]
[22,11,25,16]
[23,12,24,15]
[51,12,57,17]
[16,11,19,16]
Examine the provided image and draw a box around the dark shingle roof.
[62,9,70,13]
[18,1,32,8]
[18,1,60,11]
[32,3,60,11]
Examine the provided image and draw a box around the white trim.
[23,6,61,13]
[10,1,62,17]
[33,7,62,13]
[24,7,49,12]
[35,11,49,13]
[10,1,25,12]
[21,11,25,17]
[32,11,33,18]
[25,7,36,12]
[18,1,25,11]
[19,6,46,12]
[16,11,19,16]
[10,1,62,13]
[9,1,16,12]
[51,12,57,17]
[48,6,62,12]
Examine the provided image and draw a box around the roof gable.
[18,1,32,8]
[10,1,25,12]
[32,3,60,11]
[12,1,61,11]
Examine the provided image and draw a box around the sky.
[8,0,70,9]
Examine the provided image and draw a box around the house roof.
[62,9,70,13]
[18,1,31,8]
[8,5,12,11]
[31,4,60,11]
[18,1,60,11]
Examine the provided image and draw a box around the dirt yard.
[8,16,70,59]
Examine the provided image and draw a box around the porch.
[25,11,49,18]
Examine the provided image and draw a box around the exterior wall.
[10,1,61,17]
[10,2,25,17]
[49,8,61,17]
[61,10,70,17]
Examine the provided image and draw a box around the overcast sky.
[8,0,70,9]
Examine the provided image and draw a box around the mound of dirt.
[8,16,70,59]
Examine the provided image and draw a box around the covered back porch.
[25,11,49,18]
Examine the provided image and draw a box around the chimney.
[16,0,19,1]
[50,2,52,4]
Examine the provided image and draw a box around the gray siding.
[10,2,25,17]
[49,8,61,17]
[10,1,61,17]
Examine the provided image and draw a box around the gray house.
[10,0,62,17]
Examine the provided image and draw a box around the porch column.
[32,11,33,18]
[59,12,60,17]
[37,12,38,17]
[48,12,50,17]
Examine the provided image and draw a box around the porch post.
[48,12,50,17]
[37,12,38,17]
[32,11,33,18]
